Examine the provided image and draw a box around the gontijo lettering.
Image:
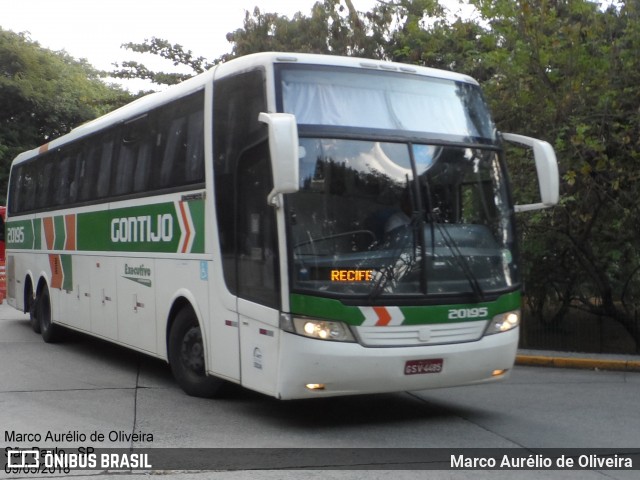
[330,269,373,282]
[111,214,173,243]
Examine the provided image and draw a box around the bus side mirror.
[502,133,560,213]
[258,112,300,207]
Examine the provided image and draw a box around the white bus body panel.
[275,328,519,400]
[238,299,281,397]
[59,256,92,332]
[90,258,118,339]
[116,257,157,353]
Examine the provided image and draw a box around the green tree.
[389,0,497,82]
[112,37,216,86]
[0,28,131,194]
[469,0,640,350]
[113,0,398,88]
[225,0,392,59]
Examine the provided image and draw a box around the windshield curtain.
[287,139,518,300]
[280,66,496,142]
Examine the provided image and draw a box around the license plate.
[404,358,443,375]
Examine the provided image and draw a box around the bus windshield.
[279,66,496,141]
[287,139,517,299]
[280,65,515,300]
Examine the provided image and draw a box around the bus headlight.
[485,310,520,335]
[289,316,356,342]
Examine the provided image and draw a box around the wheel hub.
[181,327,205,374]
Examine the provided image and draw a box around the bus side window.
[184,109,204,184]
[96,136,114,199]
[115,117,150,196]
[23,163,36,212]
[159,116,187,188]
[78,131,115,201]
[79,141,99,202]
[35,155,54,210]
[157,92,205,190]
[132,122,155,193]
[56,149,80,206]
[8,165,24,213]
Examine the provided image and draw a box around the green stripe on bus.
[71,200,205,254]
[53,216,66,251]
[61,254,73,291]
[289,294,364,323]
[289,291,521,326]
[33,218,42,250]
[188,200,205,254]
[5,219,34,250]
[8,199,205,255]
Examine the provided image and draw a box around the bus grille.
[355,320,488,347]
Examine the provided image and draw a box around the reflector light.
[305,383,325,390]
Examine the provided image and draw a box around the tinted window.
[8,90,205,215]
[236,143,279,307]
[213,69,279,305]
[115,115,153,196]
[157,93,205,189]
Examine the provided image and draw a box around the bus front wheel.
[168,308,225,398]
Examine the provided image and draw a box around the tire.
[37,286,63,343]
[168,308,225,398]
[27,286,40,334]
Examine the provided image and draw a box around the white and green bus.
[5,52,558,399]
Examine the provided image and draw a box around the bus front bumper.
[275,328,519,399]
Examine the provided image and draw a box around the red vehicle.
[0,205,5,303]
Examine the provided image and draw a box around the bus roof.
[11,52,479,166]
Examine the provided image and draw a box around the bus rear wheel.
[27,285,40,334]
[37,285,63,343]
[168,308,225,398]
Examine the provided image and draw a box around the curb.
[516,354,640,373]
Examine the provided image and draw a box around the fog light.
[305,383,325,390]
[492,369,508,377]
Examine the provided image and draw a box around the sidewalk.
[516,349,640,372]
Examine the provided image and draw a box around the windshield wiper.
[430,209,485,302]
[368,214,421,300]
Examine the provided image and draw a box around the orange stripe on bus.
[373,306,391,326]
[49,255,63,289]
[178,202,191,253]
[64,214,76,251]
[43,217,55,251]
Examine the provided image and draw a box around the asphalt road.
[1,303,638,480]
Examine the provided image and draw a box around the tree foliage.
[466,0,640,349]
[0,28,132,193]
[225,0,392,59]
[112,37,216,86]
[114,0,396,85]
